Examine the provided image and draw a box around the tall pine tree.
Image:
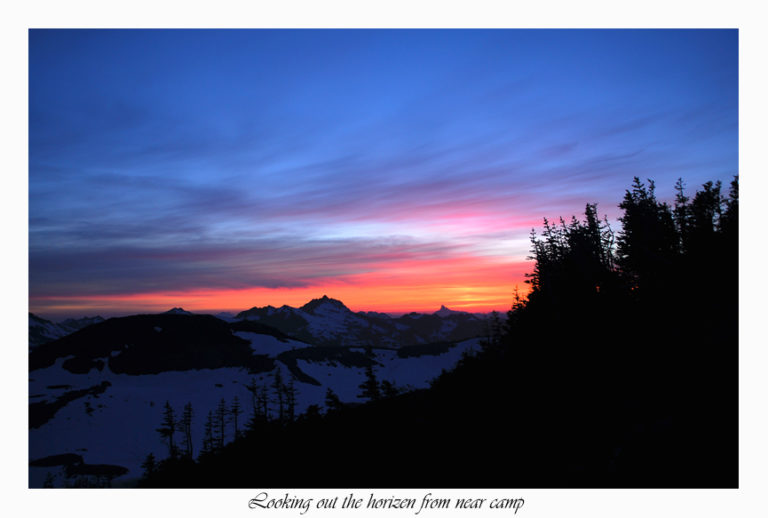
[231,396,242,438]
[358,365,381,401]
[284,376,297,422]
[215,399,228,449]
[201,410,215,455]
[156,401,178,459]
[272,367,285,423]
[180,402,194,458]
[325,388,343,413]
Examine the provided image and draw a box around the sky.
[28,29,738,319]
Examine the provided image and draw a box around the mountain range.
[234,295,489,347]
[30,296,490,350]
[28,297,491,487]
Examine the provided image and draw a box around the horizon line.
[29,296,512,322]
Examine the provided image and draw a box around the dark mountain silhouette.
[164,307,194,315]
[29,314,273,375]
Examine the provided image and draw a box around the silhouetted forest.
[140,177,738,488]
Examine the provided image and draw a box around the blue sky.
[28,29,738,317]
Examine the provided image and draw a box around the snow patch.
[29,337,482,487]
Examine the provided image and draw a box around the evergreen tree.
[231,396,242,438]
[180,402,194,458]
[301,404,322,422]
[284,375,298,422]
[688,180,723,260]
[324,388,343,413]
[215,398,228,449]
[245,378,270,429]
[721,175,739,236]
[257,384,270,422]
[140,453,157,480]
[272,367,285,423]
[484,310,503,350]
[156,401,178,459]
[201,410,215,455]
[246,377,259,423]
[673,177,691,251]
[358,364,381,401]
[720,176,739,266]
[380,379,399,398]
[526,202,617,308]
[616,177,679,293]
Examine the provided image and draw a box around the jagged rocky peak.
[434,305,463,317]
[300,295,350,314]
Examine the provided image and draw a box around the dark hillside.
[29,314,271,375]
[140,177,738,488]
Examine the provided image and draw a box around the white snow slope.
[29,334,481,487]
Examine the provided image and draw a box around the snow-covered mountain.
[29,313,105,349]
[28,310,483,487]
[236,295,487,347]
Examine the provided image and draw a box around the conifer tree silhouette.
[201,410,215,455]
[215,399,228,449]
[324,388,343,413]
[230,397,242,438]
[156,401,177,459]
[272,367,285,423]
[358,364,381,401]
[284,376,297,422]
[180,402,193,458]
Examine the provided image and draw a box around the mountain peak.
[165,307,193,315]
[300,295,350,314]
[434,305,462,317]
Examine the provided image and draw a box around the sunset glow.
[31,251,532,316]
[29,30,738,319]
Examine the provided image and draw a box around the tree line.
[524,176,737,310]
[140,363,403,484]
